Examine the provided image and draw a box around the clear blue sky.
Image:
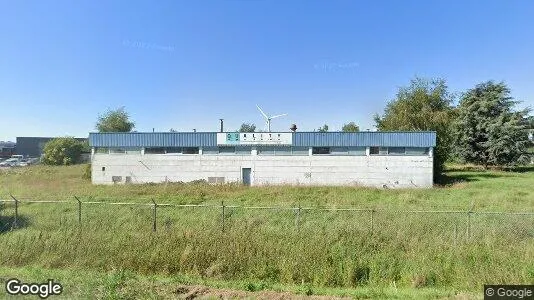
[1,1,533,141]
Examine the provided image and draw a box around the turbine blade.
[256,105,269,120]
[270,113,287,119]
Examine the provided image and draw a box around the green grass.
[0,266,474,299]
[1,164,534,298]
[1,164,534,211]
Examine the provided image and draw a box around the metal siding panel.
[293,132,435,147]
[88,132,435,147]
[88,132,217,147]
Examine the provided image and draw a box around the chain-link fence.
[1,196,533,242]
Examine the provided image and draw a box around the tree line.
[374,78,532,178]
[42,80,533,182]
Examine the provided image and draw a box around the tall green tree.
[239,123,256,132]
[342,122,360,132]
[42,137,85,166]
[454,81,531,167]
[96,107,135,132]
[374,77,455,179]
[317,124,329,132]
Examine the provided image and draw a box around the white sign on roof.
[217,132,292,145]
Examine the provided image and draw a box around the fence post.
[467,211,472,239]
[454,223,458,245]
[10,194,18,229]
[370,209,375,234]
[295,205,301,232]
[152,199,157,232]
[221,201,225,232]
[74,196,82,225]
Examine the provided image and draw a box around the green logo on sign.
[226,133,240,142]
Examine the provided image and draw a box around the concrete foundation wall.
[91,153,433,188]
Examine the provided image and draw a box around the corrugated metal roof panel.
[89,131,436,147]
[89,132,217,147]
[293,132,436,147]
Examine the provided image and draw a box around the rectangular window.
[208,177,225,184]
[202,147,219,155]
[109,148,126,154]
[219,147,236,154]
[388,147,406,155]
[370,147,379,155]
[165,147,182,154]
[235,146,252,155]
[275,147,291,156]
[370,147,388,155]
[257,146,294,155]
[331,147,349,155]
[145,147,165,154]
[182,147,199,154]
[112,176,122,183]
[312,147,330,155]
[125,148,141,155]
[257,146,275,155]
[95,148,109,154]
[406,147,429,155]
[348,147,366,155]
[291,147,309,155]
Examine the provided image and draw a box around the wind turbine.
[256,105,287,132]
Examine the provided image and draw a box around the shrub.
[82,164,92,180]
[42,137,85,166]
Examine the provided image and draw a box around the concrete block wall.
[91,150,433,188]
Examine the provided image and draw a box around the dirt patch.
[174,284,351,299]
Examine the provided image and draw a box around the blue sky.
[1,1,533,141]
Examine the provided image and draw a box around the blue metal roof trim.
[293,132,436,147]
[89,132,217,147]
[89,131,436,147]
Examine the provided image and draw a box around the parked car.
[27,157,40,165]
[0,158,20,167]
[16,160,29,167]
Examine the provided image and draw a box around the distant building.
[0,141,16,158]
[89,131,436,188]
[16,137,87,157]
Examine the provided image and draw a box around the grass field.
[1,164,534,299]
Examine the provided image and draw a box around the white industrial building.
[89,131,436,188]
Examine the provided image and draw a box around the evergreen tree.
[454,81,531,167]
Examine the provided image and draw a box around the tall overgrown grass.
[0,200,533,291]
[1,164,534,292]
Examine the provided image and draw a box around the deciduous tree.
[342,122,360,132]
[239,123,256,133]
[42,137,85,166]
[317,124,329,132]
[374,77,455,179]
[96,107,135,132]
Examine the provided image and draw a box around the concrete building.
[0,141,16,158]
[89,131,436,188]
[16,137,87,157]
